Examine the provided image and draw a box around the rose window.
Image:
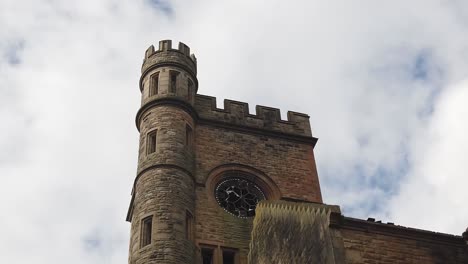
[215,178,265,218]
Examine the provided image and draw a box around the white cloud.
[1,0,468,263]
[386,79,468,233]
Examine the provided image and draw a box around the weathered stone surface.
[194,124,322,203]
[129,40,323,264]
[194,95,313,137]
[127,40,468,264]
[332,216,468,264]
[129,168,195,264]
[248,201,344,264]
[128,41,197,264]
[142,40,197,76]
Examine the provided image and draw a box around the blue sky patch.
[3,40,25,65]
[411,52,431,80]
[147,0,173,16]
[82,235,102,252]
[409,49,444,84]
[321,142,412,218]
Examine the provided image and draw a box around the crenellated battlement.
[142,40,197,76]
[194,94,314,138]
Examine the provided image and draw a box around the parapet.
[142,40,197,77]
[194,94,314,138]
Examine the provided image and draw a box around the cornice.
[198,118,318,147]
[135,98,199,131]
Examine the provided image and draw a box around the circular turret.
[128,40,197,264]
[142,39,197,81]
[139,40,197,107]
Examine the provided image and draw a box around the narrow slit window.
[147,130,157,154]
[201,248,214,264]
[187,79,194,101]
[170,71,178,93]
[185,210,193,241]
[186,125,193,147]
[141,216,153,247]
[222,249,236,264]
[150,72,159,96]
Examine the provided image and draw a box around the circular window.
[215,178,265,218]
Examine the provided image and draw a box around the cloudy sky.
[1,0,468,262]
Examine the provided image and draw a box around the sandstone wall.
[192,121,322,263]
[333,216,468,264]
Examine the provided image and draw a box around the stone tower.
[127,40,198,264]
[127,40,323,264]
[126,40,468,264]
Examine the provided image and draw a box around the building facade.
[126,40,468,264]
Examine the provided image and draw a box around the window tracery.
[215,178,265,218]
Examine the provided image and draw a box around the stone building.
[126,40,468,264]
